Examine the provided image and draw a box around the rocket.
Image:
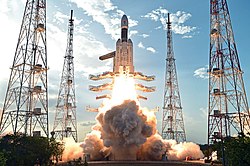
[114,15,134,74]
[96,15,134,75]
[89,15,155,100]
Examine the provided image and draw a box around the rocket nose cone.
[121,15,128,27]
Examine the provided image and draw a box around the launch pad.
[86,160,209,166]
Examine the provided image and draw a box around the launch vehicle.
[89,15,155,100]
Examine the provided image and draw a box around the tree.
[49,137,65,163]
[223,134,250,166]
[0,134,65,165]
[211,133,250,166]
[0,151,7,166]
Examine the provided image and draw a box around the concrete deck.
[87,160,210,166]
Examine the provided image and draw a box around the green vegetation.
[221,133,250,166]
[0,151,7,166]
[0,134,64,166]
[50,137,65,163]
[201,133,250,166]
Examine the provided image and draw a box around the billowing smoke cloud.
[80,99,204,161]
[164,140,204,160]
[95,100,155,160]
[81,130,110,160]
[137,134,166,160]
[61,138,83,161]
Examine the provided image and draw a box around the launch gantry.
[161,13,186,143]
[0,0,48,137]
[207,0,250,145]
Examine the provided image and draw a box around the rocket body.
[89,14,155,95]
[114,15,134,75]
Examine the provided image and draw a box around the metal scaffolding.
[162,13,186,143]
[52,10,78,142]
[0,0,48,137]
[208,0,250,145]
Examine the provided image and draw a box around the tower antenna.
[162,13,186,142]
[52,10,78,142]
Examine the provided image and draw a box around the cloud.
[138,42,156,54]
[53,11,68,24]
[155,26,162,30]
[0,0,25,14]
[80,121,96,127]
[182,35,193,39]
[138,42,156,53]
[199,107,208,119]
[129,30,138,38]
[0,0,26,80]
[146,47,156,53]
[194,66,208,79]
[142,7,196,36]
[47,16,112,79]
[138,42,145,49]
[69,0,138,40]
[141,34,149,38]
[0,0,11,13]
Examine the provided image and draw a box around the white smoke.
[61,138,83,162]
[80,99,204,161]
[99,100,152,146]
[137,134,166,160]
[81,130,110,160]
[164,140,204,160]
[95,100,155,160]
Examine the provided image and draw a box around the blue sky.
[0,0,249,144]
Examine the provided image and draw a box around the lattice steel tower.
[162,13,186,142]
[52,10,77,142]
[0,0,48,137]
[208,0,250,144]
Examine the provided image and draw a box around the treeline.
[200,133,250,166]
[0,134,64,166]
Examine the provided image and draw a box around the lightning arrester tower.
[162,13,186,142]
[0,0,48,137]
[52,10,78,142]
[208,0,250,144]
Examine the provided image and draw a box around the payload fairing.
[89,15,155,100]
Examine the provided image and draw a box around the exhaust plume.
[81,99,204,161]
[96,100,154,160]
[80,75,204,161]
[137,134,166,160]
[81,130,110,160]
[61,138,83,162]
[164,140,204,160]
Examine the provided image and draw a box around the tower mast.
[208,0,250,144]
[0,0,48,137]
[52,10,78,142]
[162,13,186,142]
